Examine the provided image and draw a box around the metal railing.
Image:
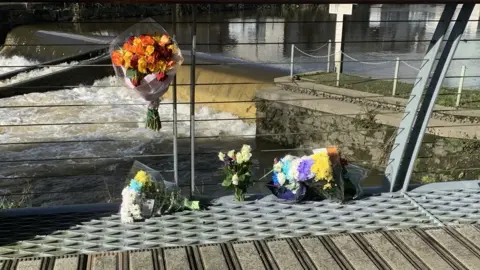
[0,2,480,210]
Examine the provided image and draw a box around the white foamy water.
[0,55,79,86]
[0,76,255,160]
[0,55,37,75]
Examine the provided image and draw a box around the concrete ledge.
[256,86,480,139]
[275,75,480,121]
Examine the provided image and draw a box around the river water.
[1,4,479,207]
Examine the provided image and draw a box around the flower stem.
[146,108,161,131]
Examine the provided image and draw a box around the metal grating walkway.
[2,225,480,269]
[0,190,480,268]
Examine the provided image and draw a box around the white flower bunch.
[120,186,145,223]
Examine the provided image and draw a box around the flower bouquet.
[120,161,199,223]
[264,147,368,203]
[110,18,184,131]
[266,155,309,202]
[218,145,253,201]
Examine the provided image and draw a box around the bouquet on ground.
[218,144,253,201]
[120,161,199,223]
[110,18,184,131]
[265,147,367,202]
[266,155,309,202]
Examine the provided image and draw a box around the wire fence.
[1,3,480,209]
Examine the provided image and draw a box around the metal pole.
[190,5,197,199]
[339,14,346,74]
[400,4,474,192]
[336,60,340,87]
[456,65,466,108]
[171,4,179,187]
[327,39,331,72]
[384,4,457,192]
[290,44,294,79]
[392,57,400,96]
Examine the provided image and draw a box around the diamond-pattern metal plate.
[406,189,480,225]
[3,225,480,269]
[0,193,438,259]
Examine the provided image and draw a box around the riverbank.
[256,76,480,184]
[0,3,322,45]
[299,72,480,109]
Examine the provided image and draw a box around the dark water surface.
[2,4,480,87]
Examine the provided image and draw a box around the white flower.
[120,186,146,224]
[218,152,225,161]
[282,155,295,162]
[273,161,283,172]
[242,152,252,162]
[241,144,251,155]
[236,152,244,164]
[289,158,301,181]
[277,172,286,186]
[227,150,235,158]
[232,174,239,186]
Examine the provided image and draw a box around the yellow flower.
[137,57,148,74]
[134,170,150,185]
[154,60,167,73]
[133,37,143,47]
[323,183,332,190]
[123,51,133,69]
[153,35,163,44]
[311,152,333,182]
[145,45,155,56]
[148,62,156,73]
[167,44,178,55]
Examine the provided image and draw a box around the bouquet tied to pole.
[109,18,184,131]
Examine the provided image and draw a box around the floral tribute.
[120,161,199,223]
[218,144,253,201]
[109,18,183,131]
[266,147,367,202]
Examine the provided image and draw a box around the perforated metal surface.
[0,193,441,259]
[406,189,480,225]
[2,225,480,269]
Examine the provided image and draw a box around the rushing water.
[1,4,479,207]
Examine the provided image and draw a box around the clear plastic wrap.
[109,18,184,131]
[120,161,198,223]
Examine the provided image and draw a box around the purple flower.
[297,158,314,181]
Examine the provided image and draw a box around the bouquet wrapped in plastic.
[110,18,184,131]
[264,147,368,203]
[266,155,309,202]
[120,161,199,223]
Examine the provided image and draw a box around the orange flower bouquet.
[109,18,184,131]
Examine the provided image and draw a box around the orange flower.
[123,43,134,53]
[327,146,338,155]
[132,44,145,55]
[111,50,124,66]
[140,35,155,46]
